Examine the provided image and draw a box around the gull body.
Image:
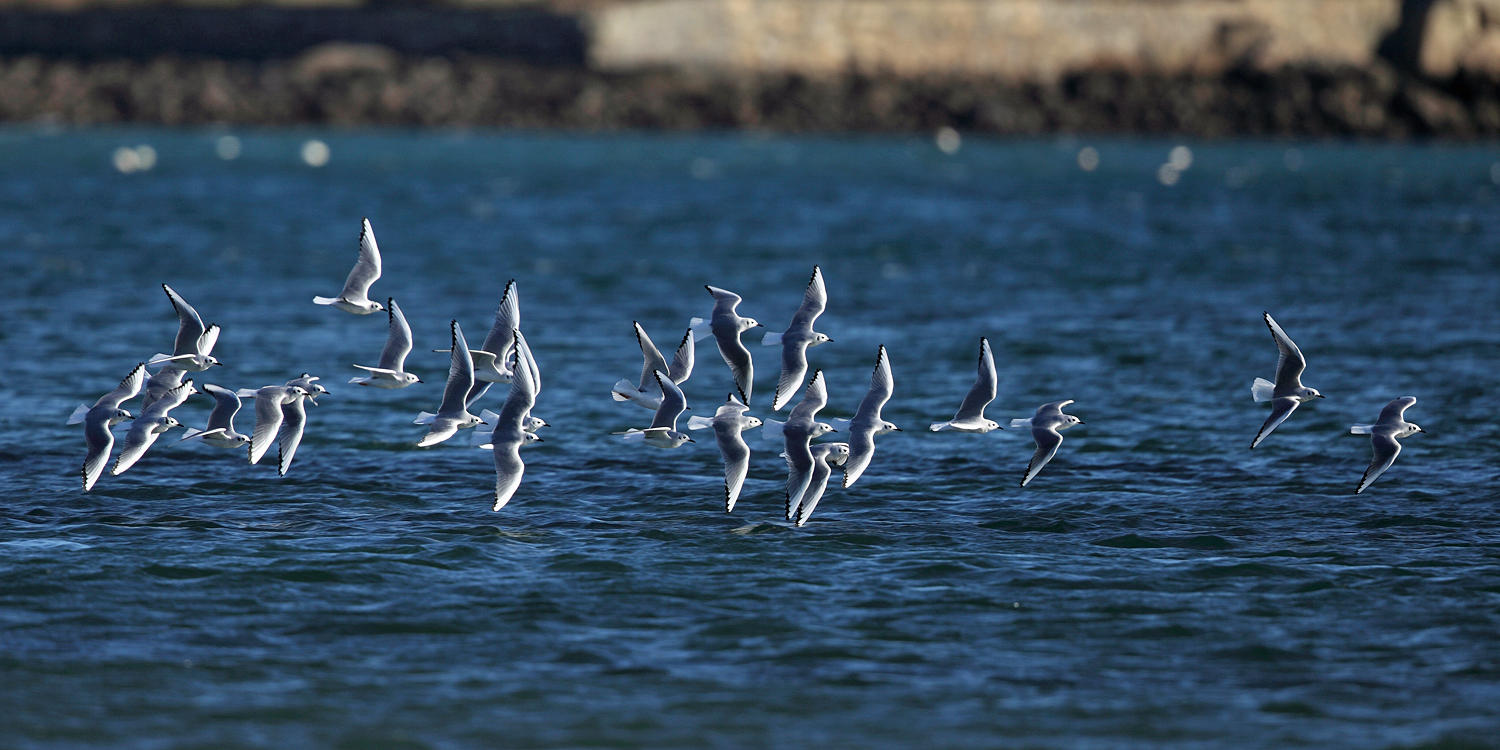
[415,320,484,447]
[1013,400,1083,487]
[476,335,543,511]
[180,383,251,449]
[313,217,385,314]
[767,266,833,411]
[930,337,1000,432]
[694,285,761,406]
[1352,396,1424,494]
[247,384,310,465]
[351,297,421,388]
[78,363,145,492]
[836,345,899,489]
[616,370,695,449]
[1250,312,1324,448]
[687,393,762,512]
[148,284,221,371]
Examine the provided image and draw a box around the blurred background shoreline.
[2,0,1499,137]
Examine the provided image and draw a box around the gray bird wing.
[339,217,382,302]
[494,343,539,438]
[1021,427,1064,487]
[649,370,688,431]
[786,370,828,424]
[201,384,243,431]
[713,322,754,406]
[277,395,307,476]
[82,409,116,491]
[772,339,812,411]
[515,330,541,396]
[248,387,288,464]
[707,285,743,315]
[478,279,520,358]
[112,417,167,476]
[163,284,207,358]
[96,362,147,409]
[492,441,525,511]
[786,265,827,333]
[1264,312,1307,393]
[713,417,751,512]
[196,324,220,358]
[142,381,194,421]
[952,337,997,422]
[633,322,669,392]
[377,298,414,371]
[1376,396,1418,426]
[668,328,695,384]
[1251,396,1301,449]
[852,345,893,426]
[463,381,493,412]
[1356,431,1403,494]
[436,320,476,417]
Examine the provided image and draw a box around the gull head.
[1060,414,1083,430]
[827,443,851,464]
[1298,387,1324,401]
[157,416,182,432]
[111,408,135,425]
[203,355,222,369]
[1405,422,1425,437]
[810,421,836,437]
[880,420,901,434]
[524,416,549,431]
[367,299,386,313]
[984,419,1000,432]
[812,332,833,346]
[745,416,763,429]
[400,373,421,386]
[522,431,543,445]
[739,317,761,332]
[462,413,485,429]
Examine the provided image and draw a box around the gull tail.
[611,378,636,403]
[235,388,258,398]
[1251,377,1276,403]
[479,409,503,426]
[1009,418,1034,430]
[1349,424,1374,435]
[760,419,786,443]
[614,429,647,442]
[689,316,713,342]
[413,411,437,425]
[312,296,339,306]
[830,417,852,432]
[761,331,783,346]
[929,421,952,432]
[348,376,367,385]
[67,403,90,425]
[686,415,714,431]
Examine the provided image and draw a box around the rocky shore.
[2,0,1499,137]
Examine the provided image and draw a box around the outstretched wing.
[1355,432,1403,494]
[248,389,286,465]
[339,217,383,302]
[377,298,415,372]
[201,383,243,431]
[649,371,688,431]
[1264,312,1307,391]
[479,279,520,358]
[952,337,996,422]
[787,265,827,332]
[436,320,476,417]
[853,345,893,425]
[277,396,307,476]
[1021,427,1063,487]
[668,328,695,384]
[95,362,147,409]
[786,369,828,423]
[633,321,669,392]
[1250,397,1301,449]
[1376,396,1417,426]
[772,340,811,411]
[163,284,207,358]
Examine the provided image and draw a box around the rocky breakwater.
[1,0,1498,136]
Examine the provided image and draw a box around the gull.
[247,384,311,466]
[834,345,899,488]
[475,338,542,511]
[687,393,762,512]
[691,285,761,405]
[437,279,521,407]
[612,321,693,410]
[180,384,251,449]
[415,320,485,447]
[112,379,198,477]
[767,266,833,411]
[148,284,221,371]
[478,330,548,434]
[1011,400,1083,487]
[284,373,329,403]
[929,337,1000,432]
[615,371,694,449]
[791,442,851,527]
[780,370,836,521]
[75,362,145,492]
[350,297,421,388]
[312,217,385,314]
[1351,396,1424,494]
[1250,312,1324,448]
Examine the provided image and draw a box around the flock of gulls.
[70,219,1425,524]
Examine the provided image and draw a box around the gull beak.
[826,337,836,343]
[829,428,839,433]
[1316,394,1326,399]
[754,323,764,328]
[534,436,545,443]
[1077,420,1086,424]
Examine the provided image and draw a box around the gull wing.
[339,217,383,302]
[1021,427,1064,487]
[377,298,415,372]
[435,320,476,417]
[277,395,307,476]
[95,362,147,409]
[1263,312,1307,392]
[951,337,997,422]
[163,284,207,358]
[1355,431,1403,494]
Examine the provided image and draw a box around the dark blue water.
[2,128,1499,748]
